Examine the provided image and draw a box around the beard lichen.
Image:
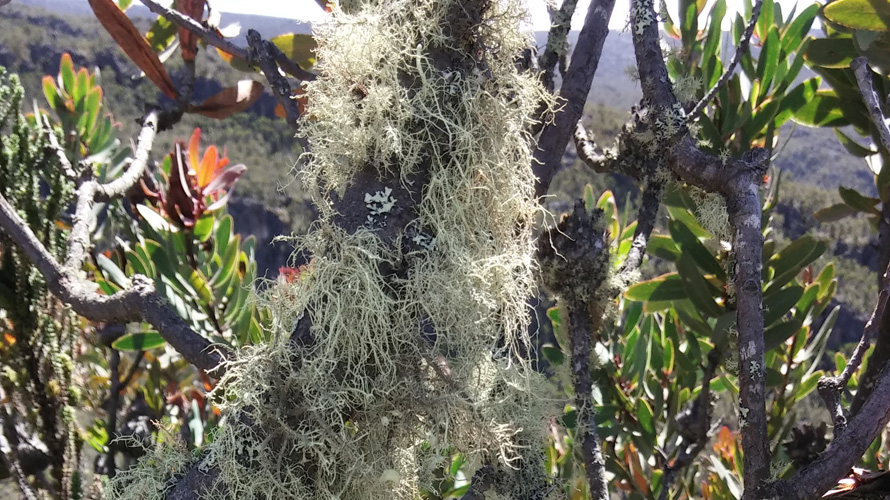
[107,1,565,499]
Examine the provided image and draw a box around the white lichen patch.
[365,187,396,216]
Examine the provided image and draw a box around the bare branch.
[658,349,721,500]
[688,0,763,120]
[618,179,663,276]
[819,260,890,433]
[0,406,39,500]
[573,121,614,173]
[538,0,581,92]
[533,0,617,198]
[95,111,159,201]
[768,364,890,499]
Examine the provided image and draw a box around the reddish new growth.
[142,128,246,229]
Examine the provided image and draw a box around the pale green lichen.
[108,0,565,499]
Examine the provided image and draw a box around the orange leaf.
[274,102,286,119]
[3,333,15,345]
[198,146,219,188]
[188,128,201,176]
[190,80,264,119]
[88,0,178,99]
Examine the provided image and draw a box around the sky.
[209,0,818,30]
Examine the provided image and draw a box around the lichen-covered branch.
[533,0,617,198]
[537,202,610,499]
[851,57,890,152]
[629,0,770,496]
[687,0,763,119]
[538,0,580,92]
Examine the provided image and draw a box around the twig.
[818,205,890,436]
[0,405,39,500]
[687,0,763,120]
[246,29,309,148]
[618,179,663,276]
[573,121,614,173]
[657,349,721,500]
[533,0,618,198]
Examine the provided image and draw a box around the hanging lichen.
[110,0,560,498]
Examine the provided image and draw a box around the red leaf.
[177,0,205,62]
[190,80,264,119]
[88,0,178,99]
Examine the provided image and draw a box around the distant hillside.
[0,0,884,341]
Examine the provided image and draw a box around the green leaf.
[824,0,890,31]
[711,311,737,350]
[835,128,877,158]
[542,345,565,365]
[668,220,726,279]
[583,184,596,212]
[814,202,860,223]
[625,273,687,302]
[839,186,881,215]
[136,204,176,233]
[802,306,839,378]
[781,4,819,53]
[791,90,851,127]
[636,399,655,438]
[97,253,131,289]
[763,285,803,326]
[60,53,75,95]
[193,213,215,242]
[270,33,317,70]
[597,191,619,243]
[112,331,166,351]
[791,371,823,403]
[145,15,178,52]
[804,37,859,69]
[757,26,781,95]
[647,234,681,261]
[774,77,819,127]
[702,0,727,84]
[764,320,802,352]
[764,236,826,295]
[676,254,723,318]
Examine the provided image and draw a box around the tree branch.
[819,260,890,434]
[533,0,617,198]
[137,0,316,83]
[537,202,611,499]
[538,0,581,93]
[0,110,227,376]
[629,0,770,496]
[687,0,763,119]
[245,29,309,147]
[0,405,39,500]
